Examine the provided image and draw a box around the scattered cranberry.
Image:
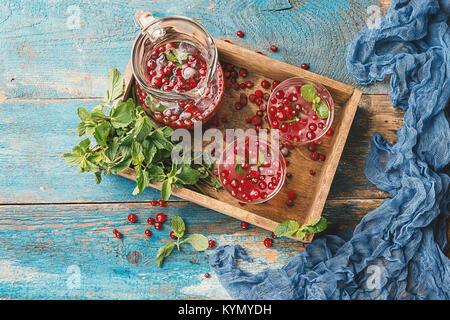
[156,213,166,223]
[114,231,123,239]
[235,102,242,110]
[326,128,334,136]
[145,229,152,237]
[239,68,248,77]
[287,190,296,199]
[301,63,309,70]
[204,273,210,278]
[241,221,249,230]
[308,144,315,152]
[238,201,245,206]
[257,51,263,54]
[264,238,273,247]
[224,39,231,43]
[208,239,216,248]
[251,115,262,125]
[151,200,157,206]
[319,153,326,161]
[286,199,294,207]
[128,214,137,223]
[272,80,280,88]
[245,80,254,88]
[245,117,251,123]
[236,30,244,37]
[310,151,319,161]
[261,80,270,89]
[154,222,162,230]
[270,45,277,52]
[158,200,166,207]
[309,169,316,176]
[314,138,322,145]
[147,217,155,225]
[169,231,177,239]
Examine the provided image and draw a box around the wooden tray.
[119,36,361,242]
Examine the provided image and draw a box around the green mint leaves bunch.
[64,68,218,200]
[156,216,209,267]
[300,84,330,119]
[165,48,190,67]
[274,217,327,239]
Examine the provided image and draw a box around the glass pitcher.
[131,11,224,129]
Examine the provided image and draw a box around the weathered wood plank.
[0,95,401,204]
[0,199,387,299]
[0,0,389,101]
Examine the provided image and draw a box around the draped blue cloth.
[210,0,450,299]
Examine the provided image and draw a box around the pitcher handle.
[134,10,159,30]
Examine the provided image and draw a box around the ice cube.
[182,67,198,80]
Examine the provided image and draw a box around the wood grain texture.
[0,199,387,300]
[0,0,389,101]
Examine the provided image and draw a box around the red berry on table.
[286,199,294,207]
[236,30,244,37]
[156,213,166,223]
[112,229,119,235]
[319,153,326,161]
[208,239,216,248]
[154,222,162,230]
[169,231,177,239]
[245,116,251,123]
[310,151,319,161]
[204,273,210,278]
[158,200,166,207]
[326,128,334,136]
[287,190,296,199]
[272,80,280,88]
[235,102,242,110]
[239,68,248,77]
[128,214,137,223]
[224,39,231,43]
[115,231,123,239]
[147,217,155,225]
[309,169,316,176]
[301,63,309,70]
[308,143,316,152]
[264,238,273,248]
[261,80,270,89]
[240,221,249,230]
[151,200,157,206]
[245,80,254,88]
[251,115,262,125]
[270,45,278,52]
[145,229,152,237]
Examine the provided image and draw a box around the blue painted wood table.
[2,0,445,300]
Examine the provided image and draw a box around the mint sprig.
[274,217,327,240]
[165,48,189,67]
[64,68,221,201]
[300,85,329,119]
[156,215,209,267]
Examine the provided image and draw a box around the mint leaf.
[300,85,317,102]
[166,48,189,67]
[171,216,185,238]
[182,234,209,251]
[175,165,201,185]
[104,68,124,103]
[156,242,176,267]
[77,107,91,122]
[301,217,327,234]
[315,101,329,119]
[274,220,300,237]
[110,99,134,128]
[234,155,248,175]
[93,121,111,147]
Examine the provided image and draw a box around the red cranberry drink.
[218,137,286,204]
[267,78,334,144]
[135,41,224,128]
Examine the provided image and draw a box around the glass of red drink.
[217,137,286,204]
[132,12,224,129]
[267,78,334,144]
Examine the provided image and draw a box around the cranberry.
[152,77,162,87]
[309,123,317,131]
[156,213,166,223]
[254,89,263,97]
[251,115,262,125]
[264,238,273,247]
[287,190,296,199]
[222,177,230,186]
[314,138,323,145]
[326,128,334,136]
[308,144,315,152]
[256,110,263,117]
[204,273,210,278]
[235,102,242,110]
[239,68,248,77]
[221,116,228,123]
[224,39,231,43]
[310,151,319,161]
[272,80,280,88]
[208,239,216,248]
[147,217,155,225]
[286,199,294,207]
[236,30,244,37]
[261,80,270,89]
[128,214,137,223]
[169,231,177,239]
[240,221,249,230]
[230,179,240,188]
[310,169,316,176]
[275,90,284,99]
[158,200,166,207]
[145,229,152,237]
[114,231,123,239]
[306,131,316,140]
[245,117,251,123]
[249,94,256,102]
[270,45,278,52]
[319,153,326,161]
[301,63,309,70]
[268,106,277,114]
[245,80,254,88]
[154,222,162,230]
[238,201,246,206]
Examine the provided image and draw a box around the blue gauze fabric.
[210,0,450,299]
